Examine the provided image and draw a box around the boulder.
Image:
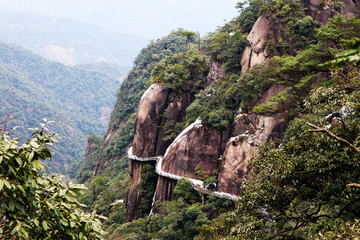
[241,15,270,72]
[161,119,222,181]
[132,83,168,157]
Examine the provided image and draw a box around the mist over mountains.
[0,11,148,66]
[0,42,130,173]
[0,0,239,40]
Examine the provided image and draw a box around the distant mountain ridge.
[0,42,129,173]
[0,11,149,66]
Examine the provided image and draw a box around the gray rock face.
[217,85,287,195]
[241,15,270,72]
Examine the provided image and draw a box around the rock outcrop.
[154,92,193,155]
[126,83,205,221]
[153,176,178,202]
[125,160,156,222]
[132,83,169,157]
[304,0,358,24]
[125,0,360,222]
[217,85,287,195]
[161,120,222,180]
[240,0,359,73]
[241,15,270,72]
[126,83,168,221]
[207,59,226,85]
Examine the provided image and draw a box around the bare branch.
[347,183,360,189]
[306,122,360,155]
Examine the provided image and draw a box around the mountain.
[79,0,360,239]
[0,11,148,66]
[0,42,129,173]
[76,29,193,183]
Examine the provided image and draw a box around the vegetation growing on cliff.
[198,62,360,239]
[107,177,235,240]
[76,0,360,239]
[76,30,200,237]
[77,29,195,183]
[196,18,360,240]
[150,49,209,95]
[253,16,360,115]
[149,49,210,142]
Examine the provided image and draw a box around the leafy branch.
[307,122,360,189]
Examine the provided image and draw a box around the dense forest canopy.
[0,43,128,173]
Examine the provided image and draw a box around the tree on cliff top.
[0,118,105,239]
[182,31,195,49]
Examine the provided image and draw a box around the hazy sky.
[0,0,239,39]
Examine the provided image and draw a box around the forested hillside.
[76,29,201,230]
[0,43,128,173]
[0,11,148,65]
[77,29,197,181]
[78,0,360,239]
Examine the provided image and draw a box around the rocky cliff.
[78,30,192,183]
[217,84,287,195]
[123,0,360,222]
[132,83,169,157]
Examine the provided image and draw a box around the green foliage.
[253,16,360,115]
[323,38,360,67]
[186,65,272,131]
[76,135,105,183]
[145,195,233,240]
[222,31,247,73]
[75,30,194,239]
[174,177,199,204]
[78,30,192,183]
[195,165,206,180]
[81,4,360,240]
[161,120,186,142]
[197,38,360,239]
[107,177,235,240]
[315,219,360,239]
[182,31,196,49]
[104,114,136,159]
[289,16,318,43]
[149,49,209,143]
[203,176,217,187]
[108,29,192,133]
[235,0,268,32]
[206,23,247,73]
[227,111,360,238]
[258,0,320,56]
[252,89,287,115]
[138,164,158,218]
[150,49,209,94]
[106,217,149,240]
[79,172,130,233]
[0,121,105,239]
[113,200,211,240]
[0,43,127,173]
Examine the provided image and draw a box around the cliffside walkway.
[127,146,239,201]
